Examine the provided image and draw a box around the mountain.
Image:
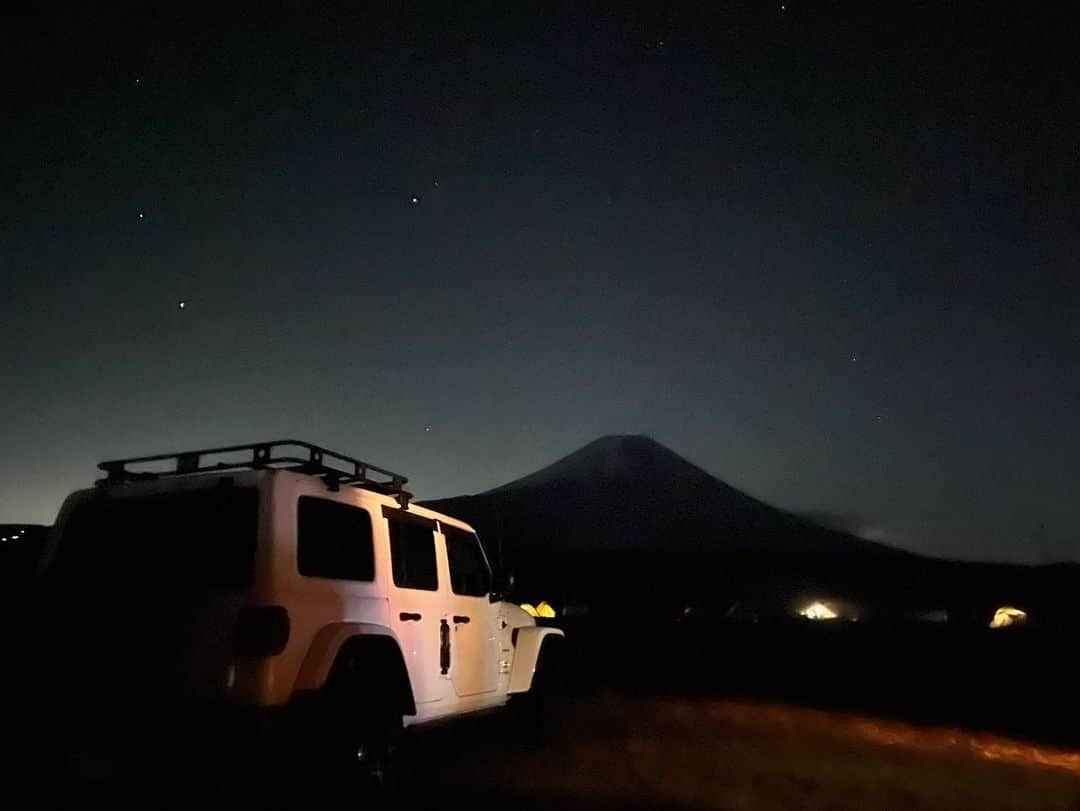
[423,436,1080,622]
[426,434,907,559]
[422,435,922,614]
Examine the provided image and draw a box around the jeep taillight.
[233,605,290,656]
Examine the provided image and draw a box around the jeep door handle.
[399,612,422,622]
[452,615,471,624]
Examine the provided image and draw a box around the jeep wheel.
[316,669,403,802]
[511,636,568,746]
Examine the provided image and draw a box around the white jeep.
[23,440,564,788]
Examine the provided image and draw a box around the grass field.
[402,692,1080,810]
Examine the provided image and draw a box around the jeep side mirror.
[489,571,515,603]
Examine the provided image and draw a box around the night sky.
[2,3,1077,563]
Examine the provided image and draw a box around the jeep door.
[384,509,447,705]
[441,524,499,696]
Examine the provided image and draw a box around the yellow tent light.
[519,601,556,618]
[989,606,1027,628]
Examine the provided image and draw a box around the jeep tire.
[316,664,403,802]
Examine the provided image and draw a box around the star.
[410,196,420,205]
[850,353,858,363]
[138,212,145,219]
[178,300,186,310]
[424,426,431,432]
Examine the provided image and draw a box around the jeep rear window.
[297,496,375,582]
[388,519,438,591]
[51,486,258,591]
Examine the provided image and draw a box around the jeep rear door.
[384,509,446,706]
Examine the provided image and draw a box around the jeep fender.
[293,622,409,702]
[507,626,565,695]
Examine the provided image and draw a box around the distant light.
[916,609,950,623]
[989,606,1027,629]
[178,300,186,310]
[410,196,420,205]
[138,212,145,219]
[799,600,839,621]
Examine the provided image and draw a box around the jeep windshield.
[49,486,258,593]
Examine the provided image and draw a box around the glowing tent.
[989,606,1027,628]
[798,600,839,621]
[519,601,557,618]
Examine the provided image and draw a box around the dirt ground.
[38,691,1080,810]
[399,692,1080,810]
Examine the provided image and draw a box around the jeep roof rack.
[97,440,412,507]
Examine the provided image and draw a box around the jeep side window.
[388,519,438,591]
[443,526,492,597]
[297,496,375,581]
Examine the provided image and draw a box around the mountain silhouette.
[422,435,919,613]
[427,434,907,558]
